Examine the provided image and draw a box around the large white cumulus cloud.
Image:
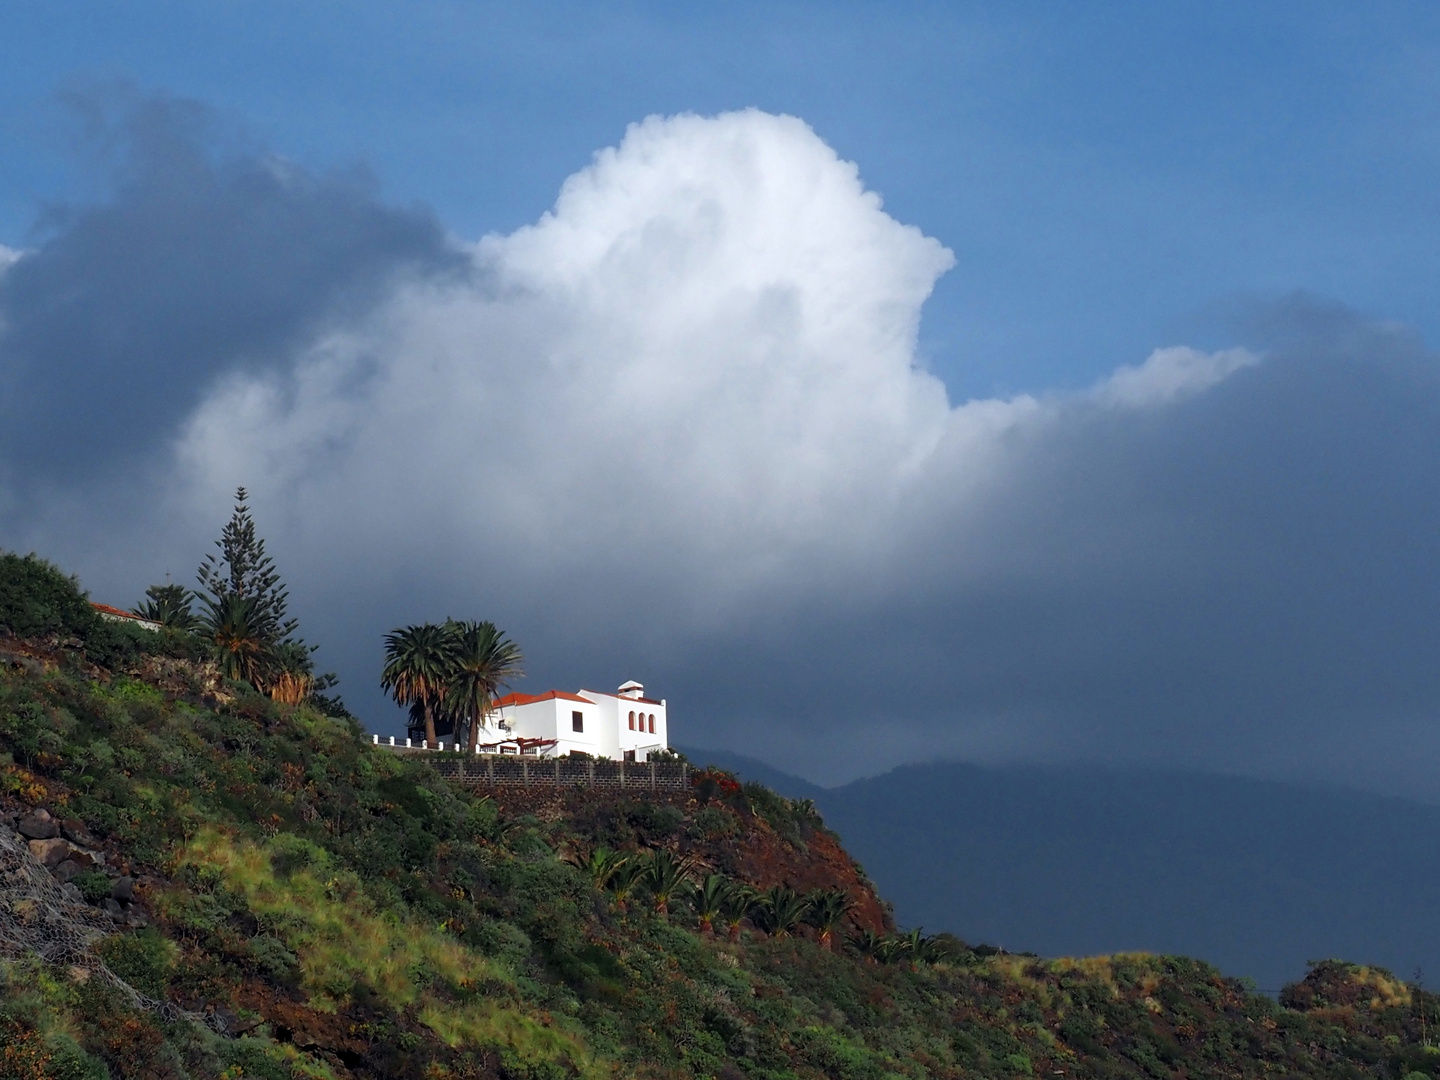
[173,110,1239,620]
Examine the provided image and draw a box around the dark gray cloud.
[0,86,464,482]
[676,308,1440,792]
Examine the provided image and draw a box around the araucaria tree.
[196,487,315,696]
[381,623,455,749]
[444,620,524,753]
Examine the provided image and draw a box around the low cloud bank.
[4,100,1439,795]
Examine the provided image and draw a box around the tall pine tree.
[194,487,340,700]
[196,487,298,647]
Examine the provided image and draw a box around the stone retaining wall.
[396,751,691,791]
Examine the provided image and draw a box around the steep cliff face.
[2,558,1440,1080]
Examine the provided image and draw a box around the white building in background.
[488,680,668,760]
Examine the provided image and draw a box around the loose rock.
[52,859,81,884]
[18,812,59,840]
[110,876,134,903]
[60,819,97,847]
[28,837,71,868]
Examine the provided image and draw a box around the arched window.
[628,711,635,730]
[648,714,656,734]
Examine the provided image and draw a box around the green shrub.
[96,928,176,999]
[217,1038,307,1080]
[0,551,98,639]
[267,832,329,877]
[72,870,113,905]
[625,802,685,840]
[692,805,737,839]
[248,934,301,984]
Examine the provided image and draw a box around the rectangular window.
[572,710,584,732]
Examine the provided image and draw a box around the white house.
[488,680,668,760]
[91,603,163,633]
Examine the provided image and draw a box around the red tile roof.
[493,690,591,708]
[91,603,161,627]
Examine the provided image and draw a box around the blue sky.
[5,2,1438,400]
[5,4,1440,791]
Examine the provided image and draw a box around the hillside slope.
[1,572,1438,1077]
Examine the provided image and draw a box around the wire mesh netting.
[0,826,221,1031]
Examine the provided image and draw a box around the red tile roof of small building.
[91,602,160,626]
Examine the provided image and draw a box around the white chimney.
[617,680,644,699]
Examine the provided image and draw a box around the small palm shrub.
[643,849,699,915]
[749,885,811,938]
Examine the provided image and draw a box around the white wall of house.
[490,683,668,761]
[578,684,667,761]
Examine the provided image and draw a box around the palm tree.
[444,620,524,753]
[803,888,856,951]
[199,592,272,689]
[381,623,454,749]
[901,927,925,961]
[911,932,964,966]
[607,859,646,913]
[269,641,315,705]
[132,582,197,631]
[644,850,699,916]
[576,847,630,891]
[851,928,887,964]
[720,885,756,942]
[693,874,735,934]
[873,928,924,967]
[749,885,811,939]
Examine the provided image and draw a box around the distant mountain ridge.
[682,746,1440,991]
